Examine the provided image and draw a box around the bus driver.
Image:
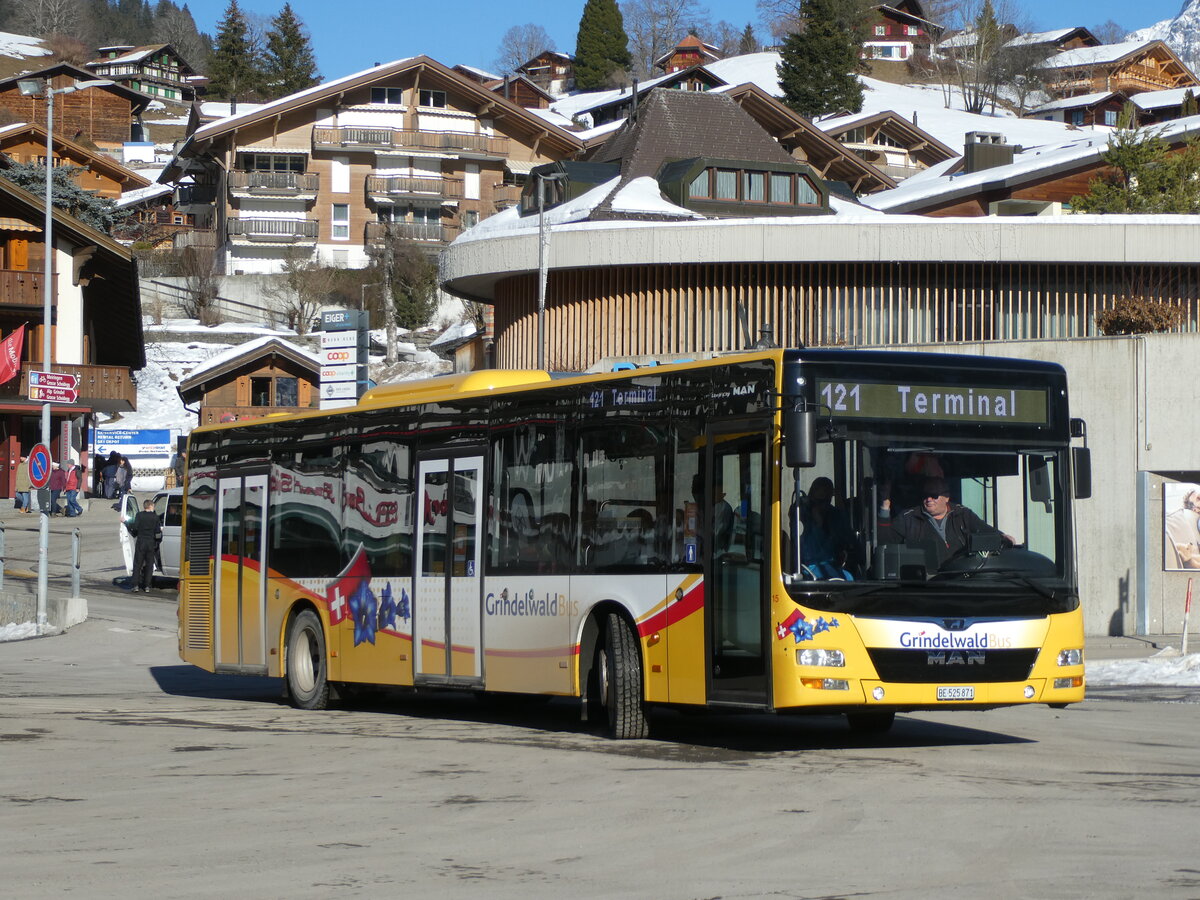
[879,476,1013,567]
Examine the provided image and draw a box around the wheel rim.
[597,644,610,710]
[293,627,316,694]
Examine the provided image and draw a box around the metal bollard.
[0,524,5,592]
[71,528,81,599]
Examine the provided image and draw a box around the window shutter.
[12,239,28,270]
[299,379,312,407]
[235,376,250,406]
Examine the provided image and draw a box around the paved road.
[3,589,1200,899]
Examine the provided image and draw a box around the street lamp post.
[18,76,113,632]
[535,171,566,372]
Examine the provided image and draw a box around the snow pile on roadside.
[0,622,39,642]
[1086,650,1200,686]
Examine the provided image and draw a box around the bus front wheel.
[286,609,330,710]
[846,711,895,734]
[597,613,649,740]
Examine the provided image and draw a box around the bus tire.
[286,609,330,710]
[599,613,649,739]
[846,711,895,734]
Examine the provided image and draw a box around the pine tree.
[0,161,122,233]
[207,0,261,101]
[1183,88,1199,118]
[262,3,319,99]
[574,0,632,91]
[1072,125,1200,214]
[777,0,866,119]
[738,23,759,55]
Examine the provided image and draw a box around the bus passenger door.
[414,455,484,685]
[214,474,268,673]
[706,430,770,706]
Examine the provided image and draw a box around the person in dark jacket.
[127,499,162,592]
[48,462,67,515]
[880,476,1013,568]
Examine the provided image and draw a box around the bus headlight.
[797,648,845,667]
[1057,649,1083,666]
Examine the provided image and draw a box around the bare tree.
[157,4,211,73]
[1090,19,1126,45]
[177,247,222,326]
[702,19,742,56]
[756,0,802,44]
[494,23,554,75]
[15,0,82,36]
[622,0,710,79]
[263,251,340,336]
[932,0,1032,114]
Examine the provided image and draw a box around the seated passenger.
[800,476,855,578]
[880,476,1013,568]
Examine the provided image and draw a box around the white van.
[120,488,183,579]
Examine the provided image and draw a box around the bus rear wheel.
[846,711,895,734]
[597,613,649,740]
[286,609,330,710]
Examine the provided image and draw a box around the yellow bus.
[177,348,1090,738]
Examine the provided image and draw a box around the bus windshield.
[782,438,1074,616]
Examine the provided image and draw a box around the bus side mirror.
[1072,447,1092,499]
[783,400,816,468]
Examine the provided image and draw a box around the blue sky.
[184,1,1187,82]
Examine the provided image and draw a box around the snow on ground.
[0,623,40,642]
[1087,650,1200,686]
[0,30,50,59]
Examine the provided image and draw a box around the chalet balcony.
[227,218,319,244]
[173,229,217,250]
[196,405,308,426]
[365,221,459,244]
[313,126,510,159]
[0,269,56,309]
[365,175,463,203]
[492,184,522,209]
[228,170,320,199]
[0,363,136,412]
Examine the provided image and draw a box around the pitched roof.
[178,336,319,400]
[0,120,151,189]
[1028,91,1122,114]
[0,61,150,111]
[654,34,721,68]
[1038,39,1183,70]
[818,109,957,164]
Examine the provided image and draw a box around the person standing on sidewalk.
[127,498,162,592]
[14,455,31,513]
[48,462,67,516]
[64,461,83,517]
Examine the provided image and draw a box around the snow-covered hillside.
[1129,0,1200,71]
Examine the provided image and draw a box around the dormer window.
[371,87,403,105]
[419,89,447,108]
[685,166,820,207]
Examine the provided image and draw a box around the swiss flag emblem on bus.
[326,545,371,626]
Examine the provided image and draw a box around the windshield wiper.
[934,567,1058,600]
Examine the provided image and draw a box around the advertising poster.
[1164,481,1200,570]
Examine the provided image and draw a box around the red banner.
[0,324,24,385]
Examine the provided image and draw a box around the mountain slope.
[1129,0,1200,71]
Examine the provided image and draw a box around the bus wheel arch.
[284,604,330,710]
[580,602,649,739]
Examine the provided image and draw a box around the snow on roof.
[1040,40,1157,70]
[455,176,621,243]
[456,64,500,81]
[1132,86,1197,109]
[430,321,477,349]
[609,177,703,218]
[185,335,319,382]
[1029,91,1117,114]
[194,58,416,138]
[0,31,51,59]
[865,114,1200,211]
[116,183,173,207]
[550,69,684,118]
[198,101,266,120]
[575,119,625,142]
[524,106,576,130]
[94,46,157,66]
[1005,28,1076,47]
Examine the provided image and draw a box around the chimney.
[963,131,1016,174]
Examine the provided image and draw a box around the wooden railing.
[0,269,56,308]
[0,363,136,411]
[173,229,218,250]
[492,184,522,208]
[198,404,310,425]
[313,126,509,156]
[228,170,320,195]
[227,218,319,242]
[365,221,459,244]
[365,175,463,199]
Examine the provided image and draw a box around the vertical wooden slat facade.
[492,262,1200,370]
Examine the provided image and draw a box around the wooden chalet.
[0,177,143,496]
[87,44,203,103]
[1004,27,1099,55]
[114,183,196,246]
[1132,86,1200,124]
[452,66,556,109]
[1026,91,1127,129]
[0,63,151,151]
[818,110,956,181]
[573,66,730,127]
[516,51,574,96]
[865,2,943,63]
[177,336,320,427]
[654,35,721,73]
[1039,40,1200,98]
[0,121,150,199]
